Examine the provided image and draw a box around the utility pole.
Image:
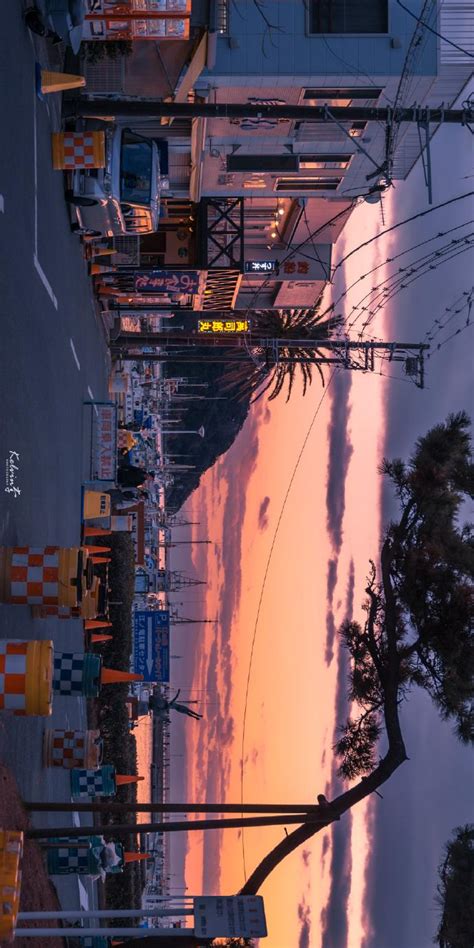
[110,336,428,387]
[26,811,330,840]
[64,99,474,128]
[25,801,322,814]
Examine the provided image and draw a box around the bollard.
[0,641,53,715]
[44,729,102,769]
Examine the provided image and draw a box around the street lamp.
[161,426,205,438]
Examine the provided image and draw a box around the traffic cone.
[115,775,145,786]
[101,668,143,684]
[92,247,116,257]
[89,263,118,276]
[84,620,112,630]
[84,546,112,553]
[36,63,86,98]
[91,633,113,643]
[123,852,150,863]
[95,285,121,297]
[83,527,113,537]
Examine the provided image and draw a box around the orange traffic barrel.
[0,546,88,608]
[0,640,53,715]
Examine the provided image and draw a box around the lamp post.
[161,426,205,438]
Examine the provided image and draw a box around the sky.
[152,91,474,947]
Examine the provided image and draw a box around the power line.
[397,0,474,59]
[344,236,474,334]
[239,373,337,879]
[319,219,474,322]
[332,191,474,277]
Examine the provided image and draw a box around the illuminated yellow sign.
[198,319,250,333]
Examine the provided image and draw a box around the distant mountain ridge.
[163,353,251,510]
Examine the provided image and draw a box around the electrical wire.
[343,235,474,333]
[302,203,331,280]
[237,237,474,879]
[332,191,474,277]
[319,220,474,323]
[397,0,474,59]
[239,372,338,879]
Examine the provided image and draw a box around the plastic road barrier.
[43,729,103,769]
[0,641,53,715]
[0,546,93,608]
[0,830,23,940]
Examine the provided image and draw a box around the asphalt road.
[0,0,110,915]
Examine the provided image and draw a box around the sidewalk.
[0,765,64,948]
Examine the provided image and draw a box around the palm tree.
[219,307,342,403]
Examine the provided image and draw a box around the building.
[85,0,474,309]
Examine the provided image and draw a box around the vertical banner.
[87,402,118,483]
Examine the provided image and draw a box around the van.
[69,124,161,237]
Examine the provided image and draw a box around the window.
[298,153,351,169]
[349,121,367,137]
[276,177,341,192]
[227,154,299,173]
[303,88,382,105]
[120,131,153,206]
[309,0,388,34]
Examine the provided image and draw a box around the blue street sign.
[133,610,170,682]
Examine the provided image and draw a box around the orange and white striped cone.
[90,556,111,565]
[101,668,143,685]
[83,546,112,554]
[89,263,118,276]
[91,633,113,644]
[115,775,145,786]
[123,852,150,864]
[83,527,113,537]
[84,620,112,630]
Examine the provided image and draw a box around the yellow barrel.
[0,830,23,940]
[0,641,53,716]
[26,640,54,715]
[83,491,111,520]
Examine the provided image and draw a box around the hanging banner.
[134,270,200,294]
[86,402,118,483]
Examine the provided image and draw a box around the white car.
[69,123,161,238]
